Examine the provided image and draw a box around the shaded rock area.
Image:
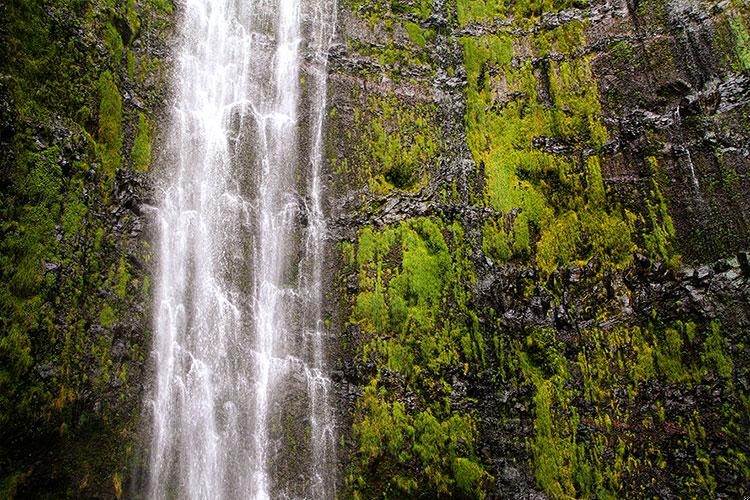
[0,0,173,497]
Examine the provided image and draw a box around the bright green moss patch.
[729,14,750,70]
[5,147,63,298]
[536,212,581,276]
[642,156,679,266]
[404,22,427,48]
[353,218,484,376]
[115,258,131,300]
[347,218,491,497]
[351,382,490,498]
[456,0,587,26]
[126,0,141,38]
[345,31,431,80]
[456,0,506,26]
[103,23,124,65]
[145,0,173,13]
[98,70,123,181]
[131,112,153,172]
[61,188,88,240]
[702,320,734,380]
[344,0,431,22]
[337,95,441,193]
[482,219,513,262]
[462,22,639,274]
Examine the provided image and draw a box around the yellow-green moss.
[643,156,679,266]
[340,95,441,193]
[98,70,123,181]
[347,219,491,497]
[103,23,124,65]
[131,112,153,173]
[729,15,750,70]
[461,13,639,276]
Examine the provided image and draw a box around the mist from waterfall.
[146,0,337,496]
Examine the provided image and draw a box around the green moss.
[654,324,690,384]
[341,0,434,80]
[126,0,141,38]
[701,320,733,380]
[131,112,153,173]
[354,219,485,378]
[350,382,491,497]
[482,219,513,262]
[643,156,679,266]
[345,0,431,22]
[98,71,123,182]
[536,212,581,276]
[0,470,31,499]
[405,22,427,48]
[115,258,130,300]
[5,147,63,298]
[103,23,124,65]
[126,48,136,79]
[729,15,750,70]
[61,187,88,240]
[460,14,645,276]
[99,303,116,328]
[457,0,586,26]
[145,0,173,13]
[348,219,491,497]
[341,95,441,193]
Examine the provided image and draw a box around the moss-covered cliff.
[0,0,171,496]
[326,0,750,496]
[2,0,749,496]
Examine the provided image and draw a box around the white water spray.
[147,0,337,496]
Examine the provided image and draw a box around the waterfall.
[146,0,337,496]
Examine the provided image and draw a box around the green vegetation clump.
[456,0,587,26]
[404,22,427,48]
[461,23,638,274]
[642,156,679,266]
[344,0,432,24]
[353,382,489,498]
[131,112,153,173]
[103,23,124,65]
[346,219,491,497]
[98,70,123,182]
[729,14,750,70]
[336,95,441,193]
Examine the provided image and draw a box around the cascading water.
[146,0,337,496]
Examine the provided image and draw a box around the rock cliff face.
[324,0,750,496]
[1,0,749,497]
